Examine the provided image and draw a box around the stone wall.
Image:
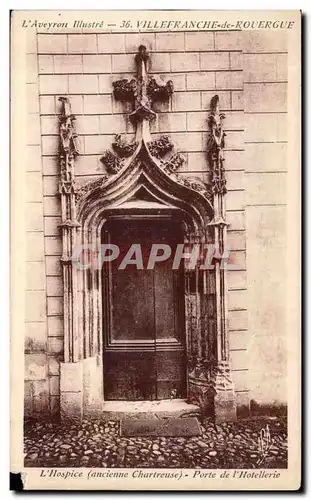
[24,28,288,418]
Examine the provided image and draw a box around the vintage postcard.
[10,9,301,491]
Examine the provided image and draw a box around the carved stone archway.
[58,46,237,422]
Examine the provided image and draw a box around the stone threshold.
[97,399,200,420]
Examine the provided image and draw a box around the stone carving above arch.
[75,44,214,215]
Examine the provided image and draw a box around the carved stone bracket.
[101,150,124,175]
[112,134,139,158]
[112,78,137,102]
[207,94,227,196]
[147,135,174,158]
[147,77,174,103]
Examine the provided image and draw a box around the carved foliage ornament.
[207,95,227,196]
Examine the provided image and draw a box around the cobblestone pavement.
[24,416,287,469]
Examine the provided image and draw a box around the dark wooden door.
[102,218,186,400]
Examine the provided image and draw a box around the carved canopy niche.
[58,45,236,421]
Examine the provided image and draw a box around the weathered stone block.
[151,113,186,134]
[50,395,60,417]
[25,291,46,322]
[27,83,40,114]
[26,232,45,262]
[98,33,125,53]
[172,92,201,112]
[215,31,242,50]
[44,216,61,237]
[43,196,61,217]
[227,210,245,230]
[26,30,37,54]
[38,34,67,54]
[229,331,249,353]
[26,145,41,172]
[223,150,244,171]
[186,72,215,91]
[38,54,53,74]
[227,250,246,272]
[244,83,287,112]
[227,270,247,290]
[185,32,214,51]
[228,289,247,311]
[245,143,287,173]
[41,136,58,156]
[40,96,55,115]
[60,362,83,393]
[69,74,98,94]
[43,176,58,196]
[243,30,287,53]
[49,375,60,396]
[26,261,45,291]
[84,134,117,155]
[112,54,136,73]
[169,132,202,152]
[75,115,100,135]
[231,90,244,110]
[39,75,68,95]
[48,356,60,376]
[60,392,83,422]
[244,53,277,82]
[46,276,63,297]
[25,353,47,380]
[99,114,134,135]
[48,337,64,355]
[230,52,242,71]
[245,113,278,143]
[227,230,246,251]
[149,53,171,73]
[26,114,40,146]
[47,297,63,316]
[26,172,43,203]
[156,32,184,51]
[171,53,199,72]
[48,316,64,337]
[228,309,248,331]
[83,94,112,115]
[25,322,47,352]
[82,54,111,74]
[246,172,287,206]
[200,51,230,70]
[27,54,38,83]
[26,203,44,232]
[45,236,62,256]
[68,34,97,53]
[224,131,244,150]
[216,71,243,90]
[276,53,287,81]
[53,55,82,74]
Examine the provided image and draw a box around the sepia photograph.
[10,9,301,490]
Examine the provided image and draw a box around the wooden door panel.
[104,351,157,400]
[103,218,186,401]
[156,350,186,399]
[111,269,155,342]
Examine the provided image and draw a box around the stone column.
[207,95,237,422]
[58,97,83,421]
